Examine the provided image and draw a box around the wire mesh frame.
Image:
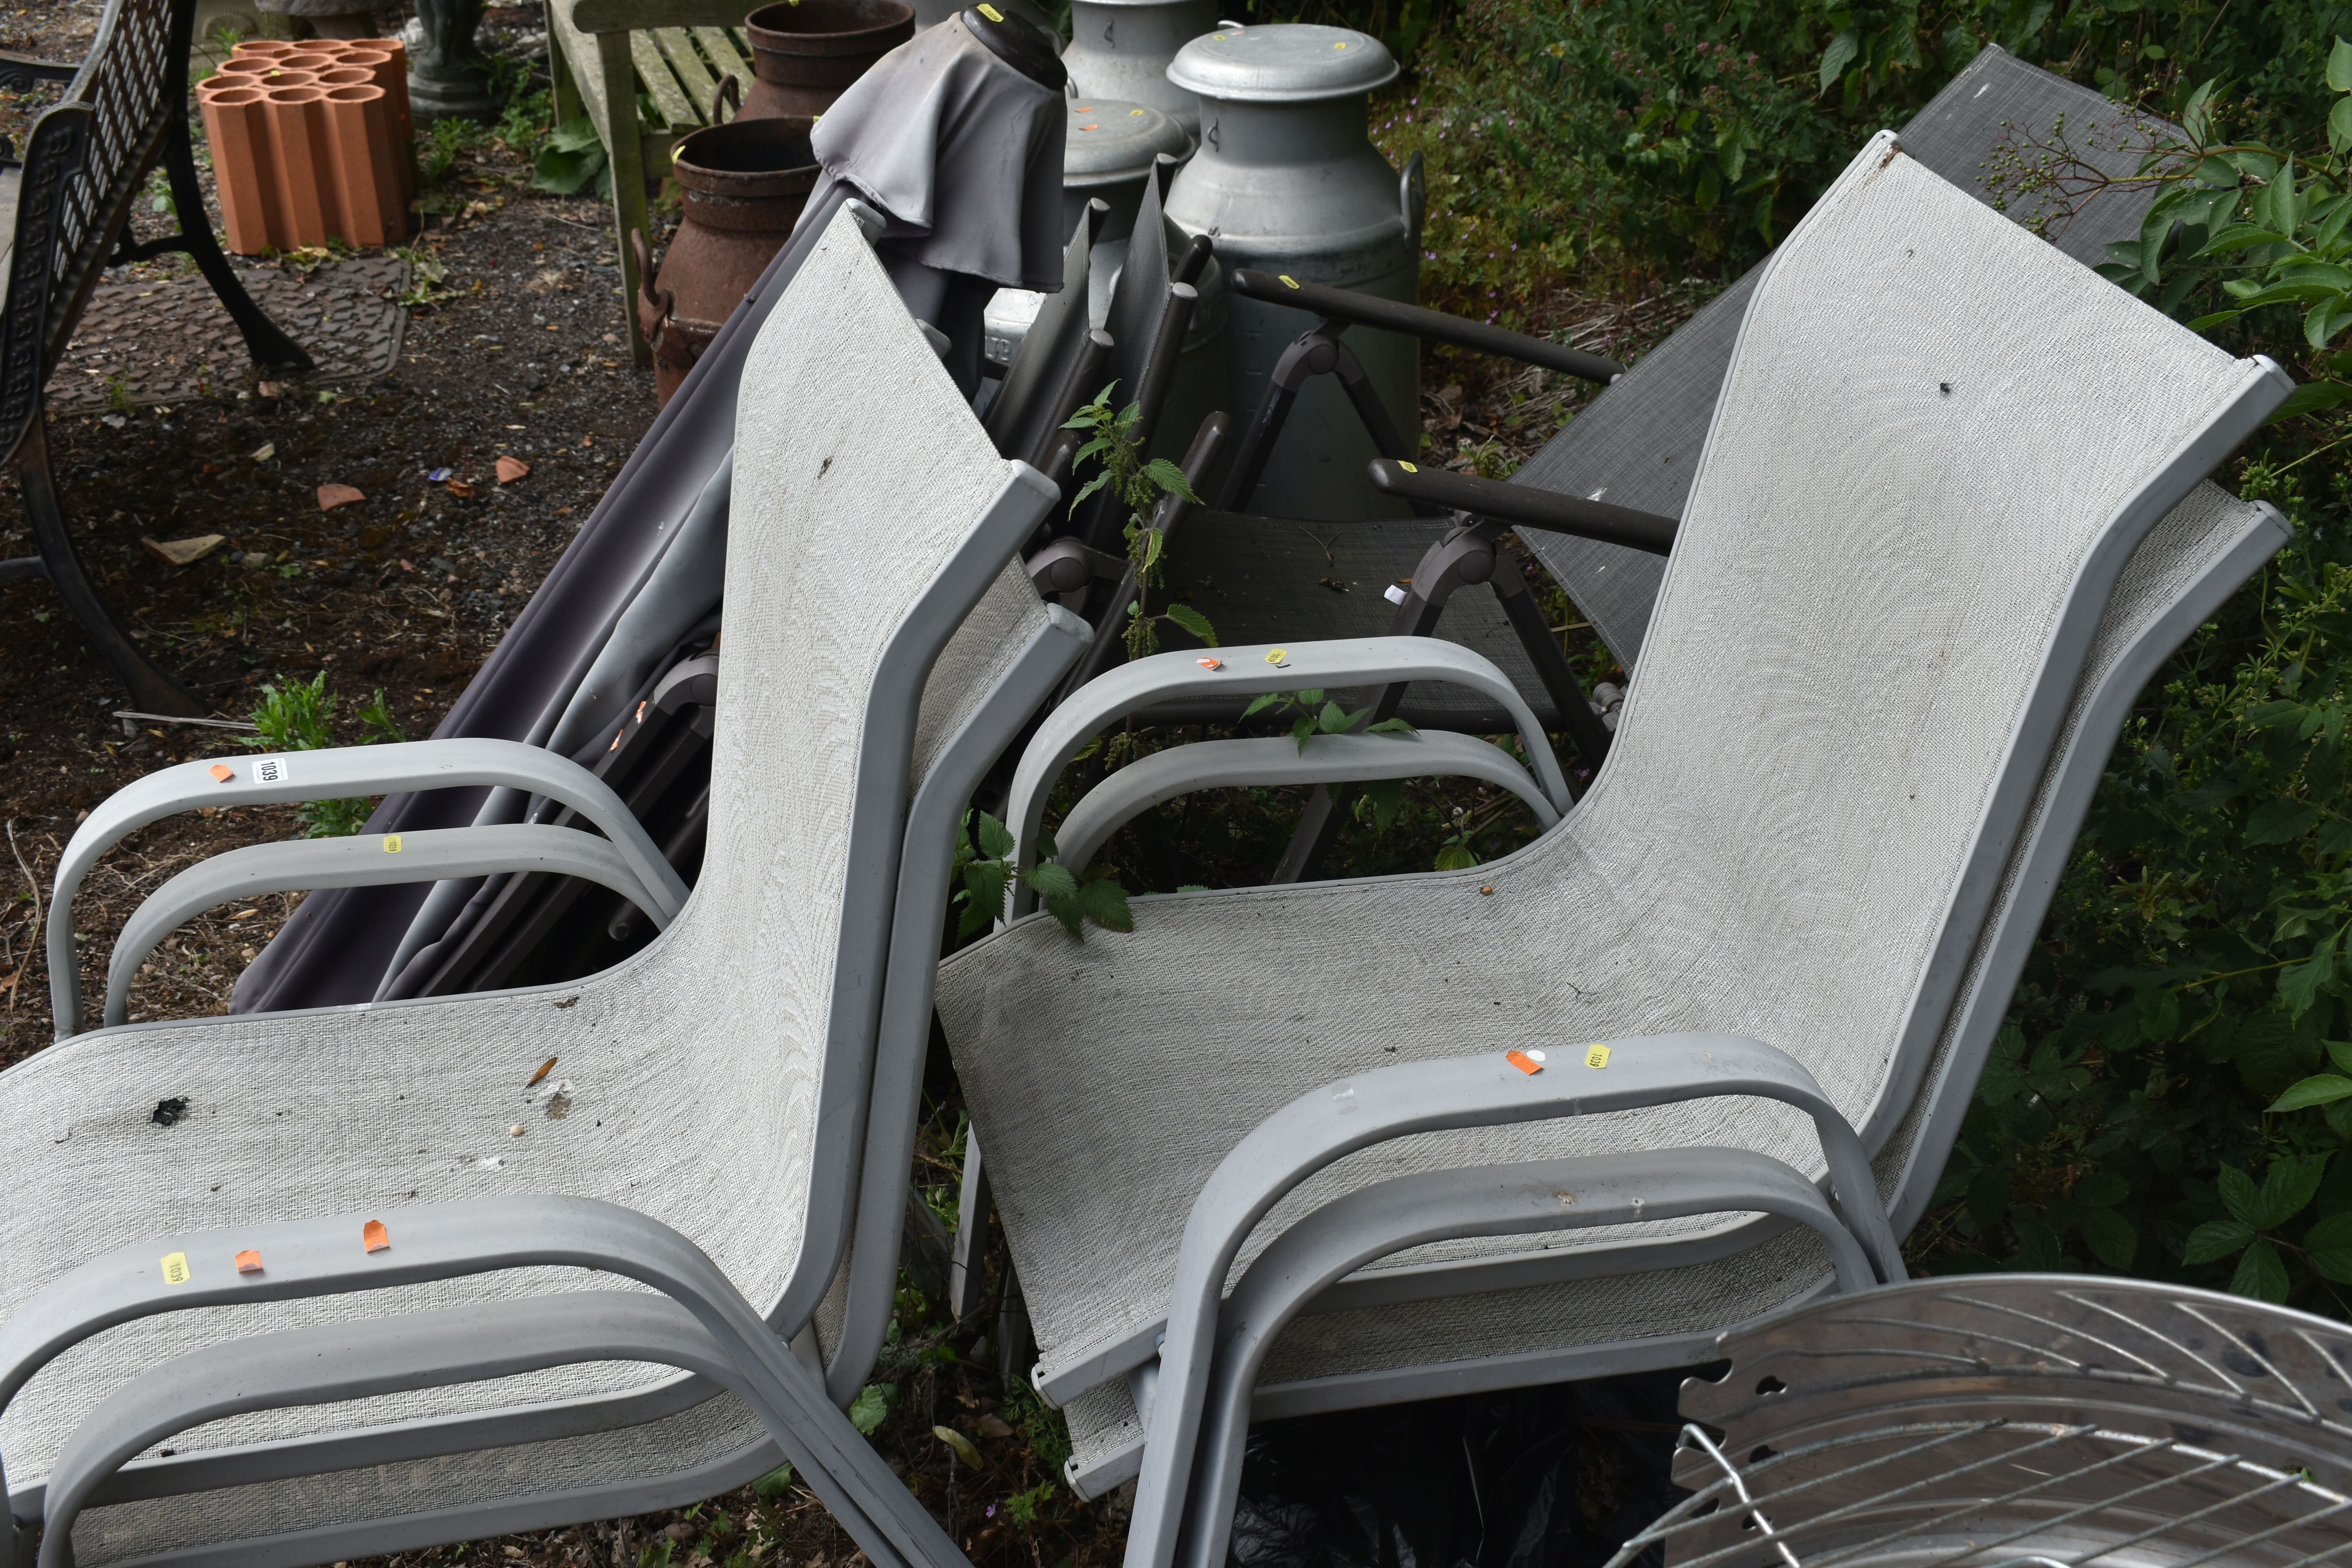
[1604,1419,2352,1568]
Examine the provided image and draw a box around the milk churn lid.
[1166,23,1397,104]
[1065,98,1188,187]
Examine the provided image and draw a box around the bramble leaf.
[2079,1204,2138,1269]
[1163,603,1217,644]
[1816,29,1857,94]
[2270,1073,2352,1111]
[2306,1212,2352,1282]
[2182,1218,2254,1264]
[2231,1238,2291,1303]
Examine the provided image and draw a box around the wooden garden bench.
[0,0,310,715]
[545,0,764,366]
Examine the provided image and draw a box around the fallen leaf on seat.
[143,534,225,566]
[316,483,366,511]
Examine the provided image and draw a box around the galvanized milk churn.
[1063,0,1218,133]
[1165,23,1421,521]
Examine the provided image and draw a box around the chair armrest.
[0,1196,962,1568]
[1156,1145,1875,1568]
[49,738,687,1036]
[1118,1038,1901,1568]
[0,53,80,87]
[1007,637,1572,904]
[1367,459,1679,554]
[1047,731,1560,879]
[101,824,677,1030]
[1230,269,1623,386]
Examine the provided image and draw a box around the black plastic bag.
[1225,1367,1695,1568]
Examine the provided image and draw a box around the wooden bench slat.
[691,26,752,98]
[574,0,759,34]
[652,27,721,121]
[629,29,699,129]
[548,0,613,128]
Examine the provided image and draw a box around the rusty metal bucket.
[635,116,820,406]
[740,0,916,120]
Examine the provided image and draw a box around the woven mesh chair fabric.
[1519,45,2176,665]
[936,141,2261,1399]
[0,208,1043,1553]
[1057,479,2276,1482]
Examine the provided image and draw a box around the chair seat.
[0,962,787,1560]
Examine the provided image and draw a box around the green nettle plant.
[1062,385,1216,660]
[949,809,1133,942]
[245,673,405,837]
[1241,687,1421,753]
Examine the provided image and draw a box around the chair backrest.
[1,0,183,462]
[637,203,1052,1312]
[1517,45,2178,666]
[1526,132,2279,1145]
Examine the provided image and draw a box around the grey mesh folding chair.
[1613,1273,2352,1568]
[0,206,1086,1567]
[1147,45,2176,752]
[931,132,2295,1540]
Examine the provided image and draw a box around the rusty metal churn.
[1165,24,1422,521]
[740,0,916,120]
[634,116,820,405]
[1063,0,1217,134]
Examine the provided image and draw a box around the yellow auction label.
[978,3,1004,18]
[1398,461,1418,472]
[160,1252,191,1286]
[1280,274,1300,288]
[1584,1043,1611,1069]
[382,835,403,853]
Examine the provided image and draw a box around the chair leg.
[16,417,204,715]
[162,121,314,373]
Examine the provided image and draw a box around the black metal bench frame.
[0,0,312,715]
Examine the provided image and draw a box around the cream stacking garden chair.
[928,130,2297,1561]
[0,205,1088,1568]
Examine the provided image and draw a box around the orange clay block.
[234,1249,263,1273]
[321,84,402,245]
[197,82,276,254]
[362,1219,390,1253]
[209,763,236,782]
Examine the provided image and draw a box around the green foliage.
[1062,385,1211,659]
[390,246,456,309]
[532,115,612,199]
[1002,1381,1073,1476]
[950,811,1134,942]
[749,1459,795,1498]
[848,1382,893,1436]
[1002,1479,1057,1530]
[1920,445,2352,1311]
[1387,0,2352,316]
[244,673,406,837]
[1240,688,1420,754]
